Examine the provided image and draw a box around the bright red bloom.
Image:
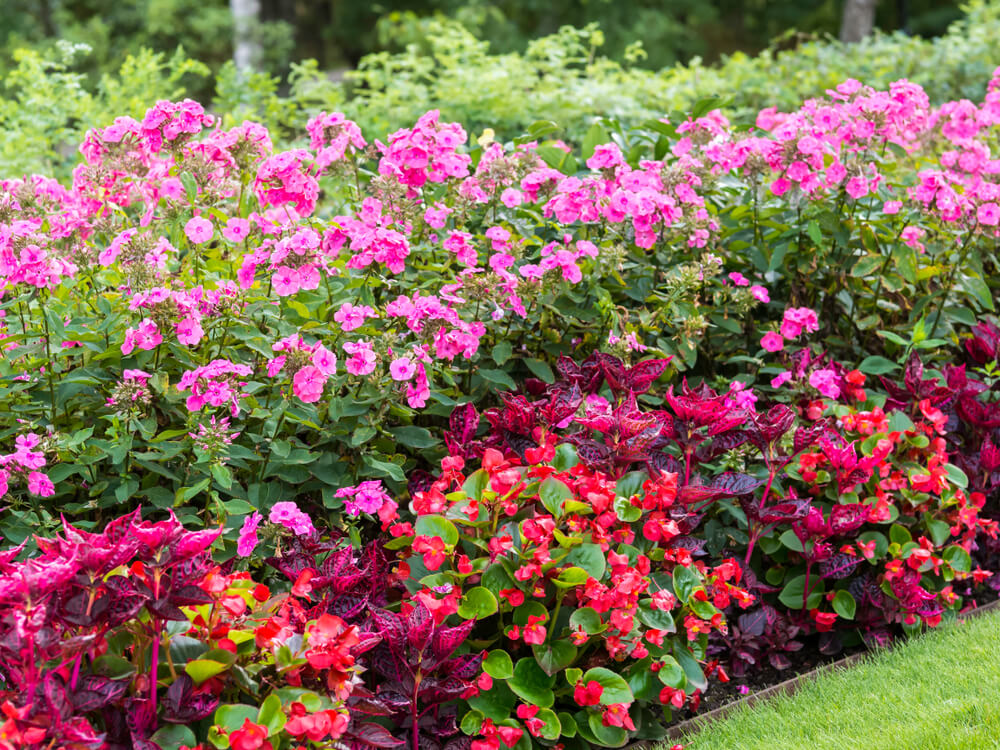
[228,719,273,750]
[522,614,547,645]
[574,679,604,706]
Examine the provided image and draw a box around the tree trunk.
[230,0,263,71]
[840,0,879,43]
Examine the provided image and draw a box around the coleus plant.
[0,508,388,750]
[386,442,752,748]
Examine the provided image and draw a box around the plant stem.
[929,225,978,339]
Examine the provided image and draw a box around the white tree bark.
[840,0,879,43]
[230,0,263,71]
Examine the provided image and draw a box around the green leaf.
[532,707,562,741]
[672,564,701,602]
[806,220,823,246]
[778,574,825,610]
[566,543,606,579]
[150,725,197,750]
[413,515,459,546]
[858,356,899,375]
[458,586,499,619]
[943,545,972,573]
[483,650,515,679]
[832,590,856,620]
[851,255,883,278]
[892,244,918,284]
[637,599,675,632]
[889,523,912,546]
[509,657,555,707]
[492,340,513,366]
[533,640,578,676]
[569,606,605,635]
[656,655,687,689]
[553,566,590,587]
[388,425,438,449]
[587,711,628,747]
[539,477,573,517]
[552,443,578,471]
[673,642,708,691]
[185,659,230,684]
[582,667,633,705]
[524,358,555,383]
[468,680,518,722]
[256,693,286,736]
[613,494,642,523]
[943,463,969,489]
[478,368,517,389]
[964,276,996,311]
[214,704,260,732]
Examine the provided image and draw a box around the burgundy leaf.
[430,618,475,664]
[737,609,767,637]
[625,358,672,394]
[349,722,407,748]
[71,675,129,713]
[758,499,812,525]
[828,504,869,536]
[695,430,750,462]
[818,553,863,579]
[406,601,434,654]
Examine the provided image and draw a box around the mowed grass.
[671,609,1000,750]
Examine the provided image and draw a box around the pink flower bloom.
[176,317,204,346]
[336,480,392,516]
[27,471,55,497]
[237,261,257,289]
[389,357,416,381]
[334,302,375,332]
[781,307,819,340]
[222,217,251,242]
[845,176,869,199]
[343,340,377,376]
[292,365,326,403]
[184,216,214,244]
[121,319,162,355]
[406,363,430,408]
[771,371,792,388]
[237,512,262,557]
[312,345,338,376]
[761,332,785,352]
[809,368,841,399]
[728,272,749,287]
[978,202,1000,226]
[883,200,903,215]
[269,501,315,536]
[751,285,770,303]
[500,188,523,207]
[771,178,791,196]
[272,266,300,296]
[123,369,151,382]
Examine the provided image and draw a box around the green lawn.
[671,610,1000,750]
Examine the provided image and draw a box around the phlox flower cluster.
[269,501,316,536]
[376,109,471,193]
[177,360,253,416]
[0,433,54,497]
[335,480,396,519]
[268,334,338,404]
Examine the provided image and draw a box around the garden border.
[622,597,1000,748]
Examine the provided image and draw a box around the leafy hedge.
[7,1,1000,181]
